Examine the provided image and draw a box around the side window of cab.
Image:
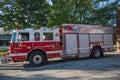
[18,32,29,41]
[34,32,40,41]
[43,32,53,40]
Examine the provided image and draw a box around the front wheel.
[29,50,47,66]
[90,47,103,59]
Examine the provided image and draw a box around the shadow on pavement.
[24,53,120,72]
[1,53,120,80]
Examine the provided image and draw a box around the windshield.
[11,32,16,42]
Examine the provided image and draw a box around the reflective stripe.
[66,47,90,52]
[66,49,76,52]
[10,53,27,57]
[46,50,61,54]
[79,47,90,50]
[102,46,113,48]
[66,49,78,52]
[66,50,72,52]
[10,50,61,57]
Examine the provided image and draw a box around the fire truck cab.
[10,28,60,66]
[8,25,114,66]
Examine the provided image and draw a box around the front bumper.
[1,52,13,63]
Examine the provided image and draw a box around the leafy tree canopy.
[0,0,120,30]
[0,0,50,30]
[48,0,120,26]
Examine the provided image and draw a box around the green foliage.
[0,0,50,30]
[0,52,5,57]
[0,49,8,52]
[0,0,120,30]
[48,0,120,26]
[0,48,8,57]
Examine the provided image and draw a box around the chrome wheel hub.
[33,55,42,64]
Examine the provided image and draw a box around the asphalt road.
[0,52,120,80]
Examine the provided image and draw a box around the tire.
[29,50,47,66]
[90,47,103,59]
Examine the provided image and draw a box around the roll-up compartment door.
[104,34,113,51]
[90,34,103,42]
[64,33,78,55]
[79,34,90,53]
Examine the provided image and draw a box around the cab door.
[15,32,32,54]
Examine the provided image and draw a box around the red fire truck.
[5,24,114,66]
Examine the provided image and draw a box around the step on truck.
[4,24,114,66]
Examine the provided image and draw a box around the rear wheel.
[90,47,103,58]
[29,50,47,66]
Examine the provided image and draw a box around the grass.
[0,48,8,57]
[0,52,5,57]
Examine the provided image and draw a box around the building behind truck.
[4,24,114,66]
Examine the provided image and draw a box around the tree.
[89,0,120,26]
[0,0,50,30]
[48,0,120,26]
[0,0,120,30]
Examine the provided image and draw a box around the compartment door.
[104,34,113,51]
[64,33,78,55]
[79,34,90,53]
